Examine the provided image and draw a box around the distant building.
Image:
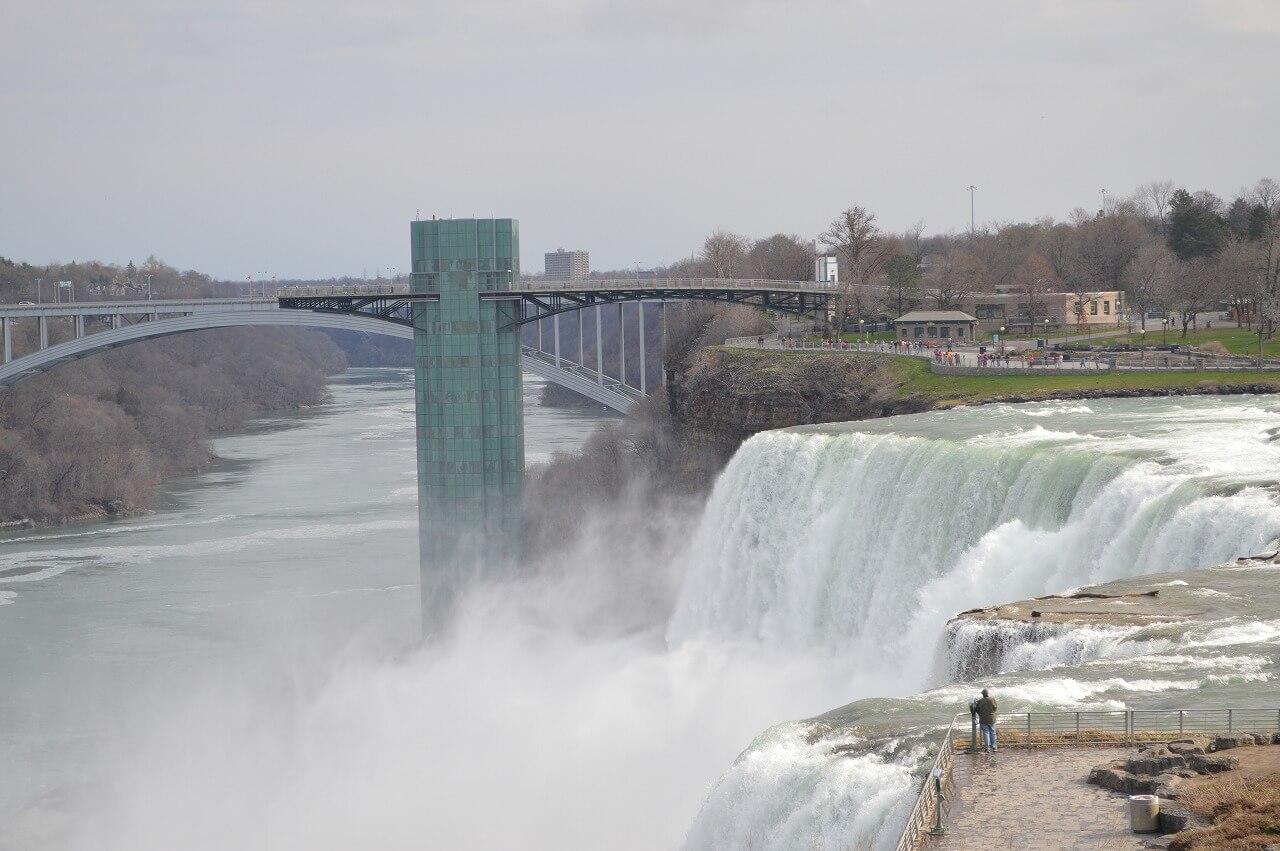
[814,255,839,285]
[895,310,979,341]
[545,249,590,281]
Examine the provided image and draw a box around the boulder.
[1129,773,1185,797]
[1126,748,1187,775]
[1157,800,1199,834]
[1167,738,1209,756]
[1213,734,1255,751]
[1087,765,1134,794]
[1272,732,1280,745]
[1189,753,1239,774]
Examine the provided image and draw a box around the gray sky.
[2,0,1275,280]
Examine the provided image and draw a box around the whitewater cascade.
[677,399,1280,849]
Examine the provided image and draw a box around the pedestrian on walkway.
[973,688,999,752]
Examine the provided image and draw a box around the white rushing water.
[4,383,1280,850]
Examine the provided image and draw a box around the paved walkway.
[926,748,1152,851]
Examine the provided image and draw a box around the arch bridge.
[0,279,830,412]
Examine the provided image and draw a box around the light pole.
[1162,317,1168,346]
[35,277,42,304]
[146,273,152,301]
[1044,318,1049,345]
[967,185,978,241]
[999,326,1005,355]
[1140,329,1146,366]
[858,318,865,345]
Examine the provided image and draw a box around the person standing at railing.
[973,689,999,752]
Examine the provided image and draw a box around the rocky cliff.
[666,348,929,453]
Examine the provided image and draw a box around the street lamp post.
[1140,329,1146,366]
[1044,318,1050,345]
[858,318,865,345]
[1162,317,1168,346]
[967,185,978,241]
[146,274,152,301]
[999,326,1006,355]
[35,277,42,304]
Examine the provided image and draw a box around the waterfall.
[668,415,1280,687]
[677,399,1280,850]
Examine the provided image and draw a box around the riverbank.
[666,347,1280,453]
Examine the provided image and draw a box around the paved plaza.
[926,747,1154,851]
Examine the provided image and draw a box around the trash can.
[1129,795,1160,833]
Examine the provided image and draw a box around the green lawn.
[888,357,1280,404]
[1118,325,1280,358]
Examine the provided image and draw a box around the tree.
[883,253,922,318]
[701,231,750,279]
[1011,253,1057,334]
[745,233,812,281]
[1167,189,1229,260]
[820,206,896,330]
[1122,243,1174,329]
[1216,239,1264,329]
[1161,258,1218,337]
[1135,180,1176,234]
[927,249,986,310]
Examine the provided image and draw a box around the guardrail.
[894,715,959,851]
[964,708,1280,749]
[894,708,1280,850]
[279,279,832,298]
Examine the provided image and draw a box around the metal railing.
[963,708,1280,748]
[894,707,1280,850]
[278,279,831,298]
[894,716,959,851]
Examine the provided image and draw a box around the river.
[3,374,1280,850]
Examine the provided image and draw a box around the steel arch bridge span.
[0,310,640,413]
[0,312,412,391]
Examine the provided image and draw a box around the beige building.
[961,291,1124,334]
[895,310,979,341]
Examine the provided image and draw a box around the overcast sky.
[2,0,1276,280]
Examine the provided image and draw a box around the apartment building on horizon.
[544,249,590,281]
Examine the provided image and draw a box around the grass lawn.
[1116,325,1280,358]
[887,357,1280,405]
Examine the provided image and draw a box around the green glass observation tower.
[410,218,523,627]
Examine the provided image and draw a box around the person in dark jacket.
[973,689,998,752]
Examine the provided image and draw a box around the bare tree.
[820,206,896,332]
[1249,178,1280,218]
[1011,253,1057,334]
[1122,243,1174,329]
[927,249,986,310]
[1161,258,1218,337]
[701,231,750,279]
[746,233,812,281]
[1135,180,1177,234]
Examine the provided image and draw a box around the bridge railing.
[279,284,409,297]
[517,277,833,292]
[278,279,834,298]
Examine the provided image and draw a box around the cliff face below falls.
[666,348,928,453]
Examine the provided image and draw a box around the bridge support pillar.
[112,314,121,330]
[595,305,603,385]
[38,316,48,350]
[638,301,647,395]
[553,312,561,368]
[2,317,10,364]
[577,309,584,368]
[619,303,626,387]
[75,315,84,339]
[410,218,523,634]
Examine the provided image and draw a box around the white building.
[814,255,839,285]
[545,249,590,281]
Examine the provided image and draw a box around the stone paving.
[926,747,1155,851]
